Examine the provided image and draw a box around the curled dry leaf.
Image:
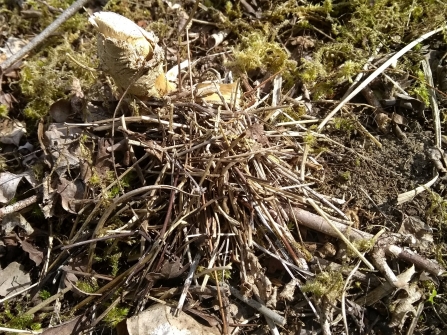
[89,11,174,98]
[44,123,82,176]
[389,283,423,329]
[0,118,26,146]
[21,239,44,266]
[0,170,36,204]
[57,177,85,214]
[1,212,34,235]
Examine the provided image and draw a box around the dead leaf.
[41,316,83,335]
[0,261,31,297]
[45,123,82,176]
[49,99,71,123]
[0,118,26,146]
[279,278,298,301]
[389,283,422,329]
[398,215,433,249]
[0,170,36,204]
[119,304,220,335]
[21,239,44,266]
[57,177,85,214]
[1,212,34,235]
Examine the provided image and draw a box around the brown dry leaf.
[279,278,298,302]
[21,239,44,266]
[1,212,34,235]
[57,177,85,214]
[0,170,36,204]
[389,283,423,329]
[119,304,220,335]
[0,261,31,297]
[0,118,26,146]
[398,215,433,249]
[41,316,83,335]
[44,123,82,176]
[49,99,71,123]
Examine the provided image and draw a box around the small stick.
[175,253,201,316]
[0,195,39,219]
[225,283,286,326]
[0,0,89,73]
[214,270,229,335]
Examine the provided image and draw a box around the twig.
[224,283,286,326]
[286,206,445,276]
[0,0,89,73]
[0,195,39,219]
[341,260,362,335]
[175,253,201,316]
[422,57,442,148]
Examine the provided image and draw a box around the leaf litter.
[1,1,447,334]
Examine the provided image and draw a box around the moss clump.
[19,31,97,120]
[103,305,129,328]
[39,290,51,300]
[408,69,430,106]
[230,31,293,75]
[302,270,344,302]
[76,279,99,293]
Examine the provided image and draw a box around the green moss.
[230,31,292,75]
[103,305,129,328]
[19,31,97,120]
[303,131,317,146]
[108,252,122,277]
[76,279,99,293]
[302,270,344,302]
[409,69,430,106]
[38,290,51,300]
[333,117,356,134]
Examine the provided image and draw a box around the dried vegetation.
[1,0,447,334]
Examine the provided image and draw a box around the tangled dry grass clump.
[1,1,447,334]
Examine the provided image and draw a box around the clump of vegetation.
[427,189,447,232]
[19,33,97,120]
[102,305,129,327]
[76,279,99,293]
[302,270,344,302]
[229,30,294,75]
[1,302,41,331]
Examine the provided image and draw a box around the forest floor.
[1,0,447,334]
